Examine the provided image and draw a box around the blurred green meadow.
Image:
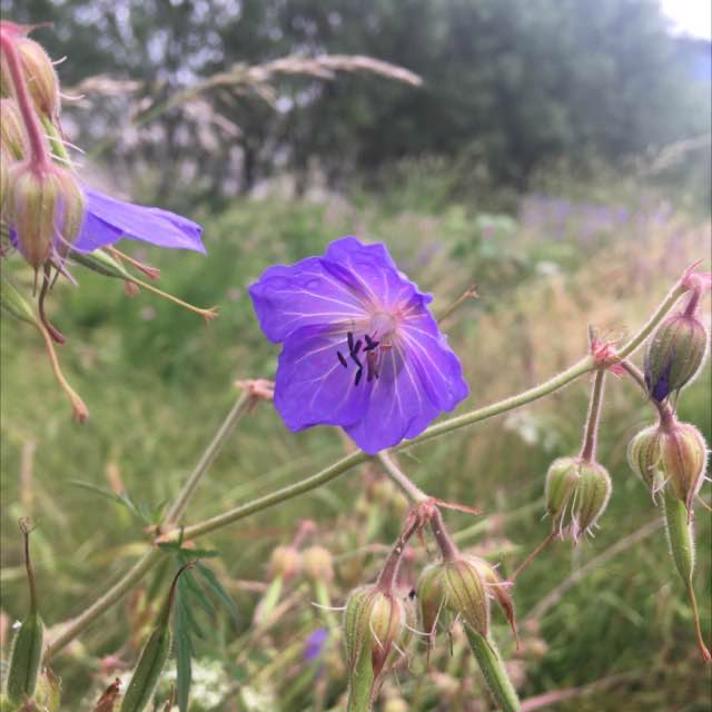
[1,172,711,709]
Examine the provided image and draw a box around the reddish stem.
[429,508,459,562]
[376,516,419,592]
[0,29,50,168]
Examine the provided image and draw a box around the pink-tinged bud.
[7,161,85,268]
[659,421,708,513]
[545,457,611,541]
[0,98,25,159]
[627,425,665,498]
[644,312,708,402]
[268,544,301,580]
[343,585,404,711]
[302,545,334,583]
[11,37,60,119]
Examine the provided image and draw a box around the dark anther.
[354,367,363,386]
[364,334,380,352]
[347,331,355,351]
[353,339,362,355]
[337,351,348,368]
[408,588,417,600]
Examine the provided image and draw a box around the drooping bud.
[343,585,404,712]
[416,563,447,641]
[644,312,708,402]
[7,161,85,268]
[4,520,44,706]
[442,558,489,637]
[119,564,191,712]
[545,457,611,541]
[659,420,708,513]
[627,425,665,498]
[6,36,61,119]
[1,98,26,159]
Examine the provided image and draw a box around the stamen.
[337,351,348,368]
[354,368,363,386]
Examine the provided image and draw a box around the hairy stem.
[579,369,606,462]
[0,30,50,167]
[376,451,428,503]
[43,278,687,656]
[620,360,674,426]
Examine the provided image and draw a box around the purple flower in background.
[303,627,329,662]
[249,236,469,453]
[73,187,205,254]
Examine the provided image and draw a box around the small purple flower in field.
[249,236,469,453]
[72,187,205,254]
[303,627,329,662]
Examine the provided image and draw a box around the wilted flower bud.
[627,425,665,498]
[644,312,708,402]
[416,563,447,639]
[545,457,611,541]
[7,162,85,268]
[0,98,25,159]
[343,585,404,712]
[269,544,301,580]
[302,545,334,583]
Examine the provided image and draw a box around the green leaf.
[196,561,240,627]
[174,584,193,712]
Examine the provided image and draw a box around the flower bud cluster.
[627,416,707,513]
[1,21,84,270]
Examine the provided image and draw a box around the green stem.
[466,630,521,712]
[579,369,606,462]
[163,391,252,526]
[42,279,686,658]
[376,451,428,502]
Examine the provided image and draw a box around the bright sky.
[660,0,712,39]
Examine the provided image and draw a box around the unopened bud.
[470,557,517,641]
[659,421,707,512]
[302,545,334,583]
[644,312,708,402]
[269,545,301,580]
[15,37,60,119]
[627,425,665,498]
[416,557,489,641]
[7,162,85,268]
[0,98,25,159]
[545,457,611,541]
[343,585,404,712]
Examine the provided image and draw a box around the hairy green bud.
[660,421,708,513]
[416,563,447,640]
[7,162,85,269]
[545,457,611,541]
[343,585,404,712]
[0,98,25,159]
[644,312,708,402]
[627,425,665,498]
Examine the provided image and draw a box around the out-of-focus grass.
[0,182,710,710]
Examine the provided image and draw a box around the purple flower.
[249,236,469,453]
[303,627,329,662]
[72,187,205,254]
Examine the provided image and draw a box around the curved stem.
[376,451,428,503]
[620,360,674,426]
[42,277,686,657]
[0,30,50,167]
[579,369,606,462]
